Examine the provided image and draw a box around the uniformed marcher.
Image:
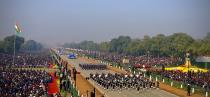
[156,81,159,88]
[187,84,191,96]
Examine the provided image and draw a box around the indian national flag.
[14,23,22,34]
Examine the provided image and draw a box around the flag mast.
[13,22,21,66]
[12,33,16,66]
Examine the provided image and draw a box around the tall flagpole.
[12,32,17,66]
[13,22,22,66]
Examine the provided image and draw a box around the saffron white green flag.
[14,23,22,35]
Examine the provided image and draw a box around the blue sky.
[0,0,210,46]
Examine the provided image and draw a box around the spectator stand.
[51,49,80,97]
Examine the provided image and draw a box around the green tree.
[63,42,79,48]
[142,35,152,53]
[110,36,131,54]
[21,40,43,51]
[197,40,210,56]
[62,32,210,57]
[77,41,98,50]
[99,42,110,52]
[151,34,166,57]
[169,33,194,57]
[204,32,210,41]
[0,40,5,53]
[4,35,24,54]
[125,39,144,56]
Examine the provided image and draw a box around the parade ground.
[61,55,179,97]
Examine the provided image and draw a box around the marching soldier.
[187,84,191,96]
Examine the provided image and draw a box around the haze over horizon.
[0,0,210,46]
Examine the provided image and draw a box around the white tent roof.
[196,56,210,62]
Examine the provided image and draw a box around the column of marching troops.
[79,63,160,93]
[90,73,159,91]
[79,64,107,70]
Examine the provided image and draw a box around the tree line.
[63,32,210,57]
[0,35,44,54]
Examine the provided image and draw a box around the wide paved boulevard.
[61,55,178,97]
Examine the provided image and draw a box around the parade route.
[61,55,179,97]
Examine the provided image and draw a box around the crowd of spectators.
[77,50,180,67]
[0,52,52,67]
[151,69,210,89]
[0,51,54,97]
[0,68,52,97]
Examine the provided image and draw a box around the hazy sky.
[0,0,210,46]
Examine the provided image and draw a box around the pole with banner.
[12,22,22,66]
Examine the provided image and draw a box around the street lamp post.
[186,53,190,83]
[186,53,191,96]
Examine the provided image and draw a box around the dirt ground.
[75,74,103,97]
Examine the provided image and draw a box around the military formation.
[90,73,159,91]
[79,64,107,70]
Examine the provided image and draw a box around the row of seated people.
[0,52,52,68]
[77,50,180,68]
[79,64,107,70]
[151,69,210,90]
[0,68,52,97]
